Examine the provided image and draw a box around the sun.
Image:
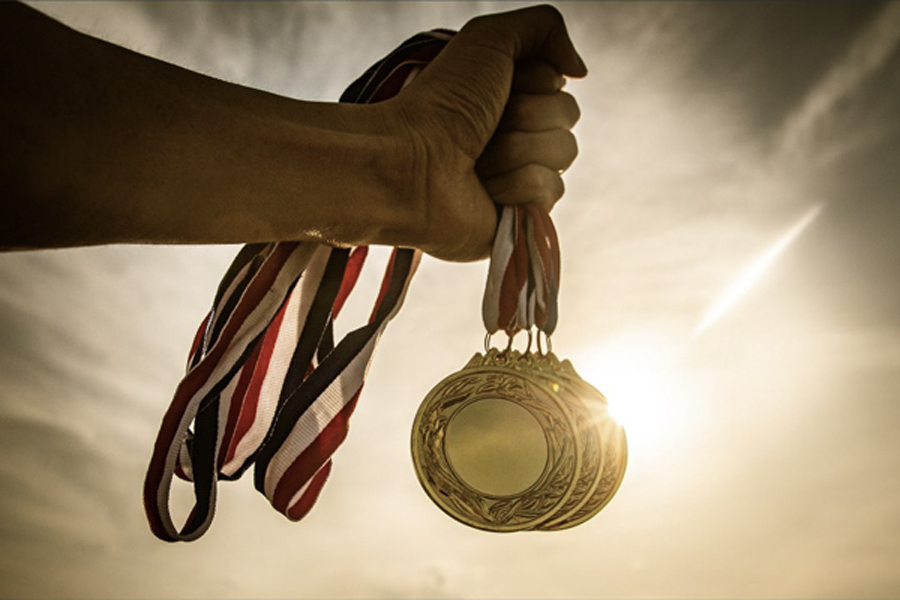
[571,334,688,460]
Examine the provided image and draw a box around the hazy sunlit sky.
[2,2,899,598]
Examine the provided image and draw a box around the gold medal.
[411,205,627,532]
[412,348,580,531]
[412,344,626,532]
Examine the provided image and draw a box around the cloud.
[777,3,900,165]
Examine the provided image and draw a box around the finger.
[498,91,581,133]
[482,164,565,212]
[476,129,578,178]
[512,59,564,94]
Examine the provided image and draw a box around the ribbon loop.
[482,204,561,339]
[144,31,450,542]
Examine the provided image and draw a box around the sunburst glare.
[573,334,688,459]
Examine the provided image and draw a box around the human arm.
[0,2,584,261]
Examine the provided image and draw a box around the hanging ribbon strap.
[483,204,561,339]
[144,30,452,542]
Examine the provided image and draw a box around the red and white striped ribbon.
[144,30,451,542]
[483,204,561,338]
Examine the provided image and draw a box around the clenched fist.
[385,5,586,261]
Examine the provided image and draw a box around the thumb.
[459,5,587,78]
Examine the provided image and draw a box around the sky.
[2,1,899,598]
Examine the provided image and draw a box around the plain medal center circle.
[445,398,548,496]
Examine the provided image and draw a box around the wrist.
[145,78,424,248]
[249,100,423,248]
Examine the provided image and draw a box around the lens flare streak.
[694,204,824,335]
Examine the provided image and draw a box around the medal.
[411,205,627,532]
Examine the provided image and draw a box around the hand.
[387,5,586,262]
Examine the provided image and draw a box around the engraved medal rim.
[411,352,583,532]
[536,374,607,530]
[539,366,629,530]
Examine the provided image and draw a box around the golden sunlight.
[572,334,688,459]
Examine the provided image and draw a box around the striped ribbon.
[144,30,453,542]
[483,204,561,338]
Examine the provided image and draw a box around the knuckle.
[488,131,514,157]
[504,130,530,161]
[562,129,578,158]
[522,163,548,187]
[534,184,557,210]
[520,165,563,207]
[504,96,527,126]
[517,60,564,94]
[487,163,565,210]
[553,173,565,201]
[513,95,539,125]
[536,168,565,205]
[561,92,581,127]
[464,13,512,48]
[549,129,577,170]
[465,13,495,32]
[531,4,564,27]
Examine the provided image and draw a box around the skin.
[0,2,584,262]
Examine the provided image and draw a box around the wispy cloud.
[777,3,900,164]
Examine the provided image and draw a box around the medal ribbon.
[144,30,453,542]
[483,204,561,337]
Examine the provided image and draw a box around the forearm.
[0,3,414,249]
